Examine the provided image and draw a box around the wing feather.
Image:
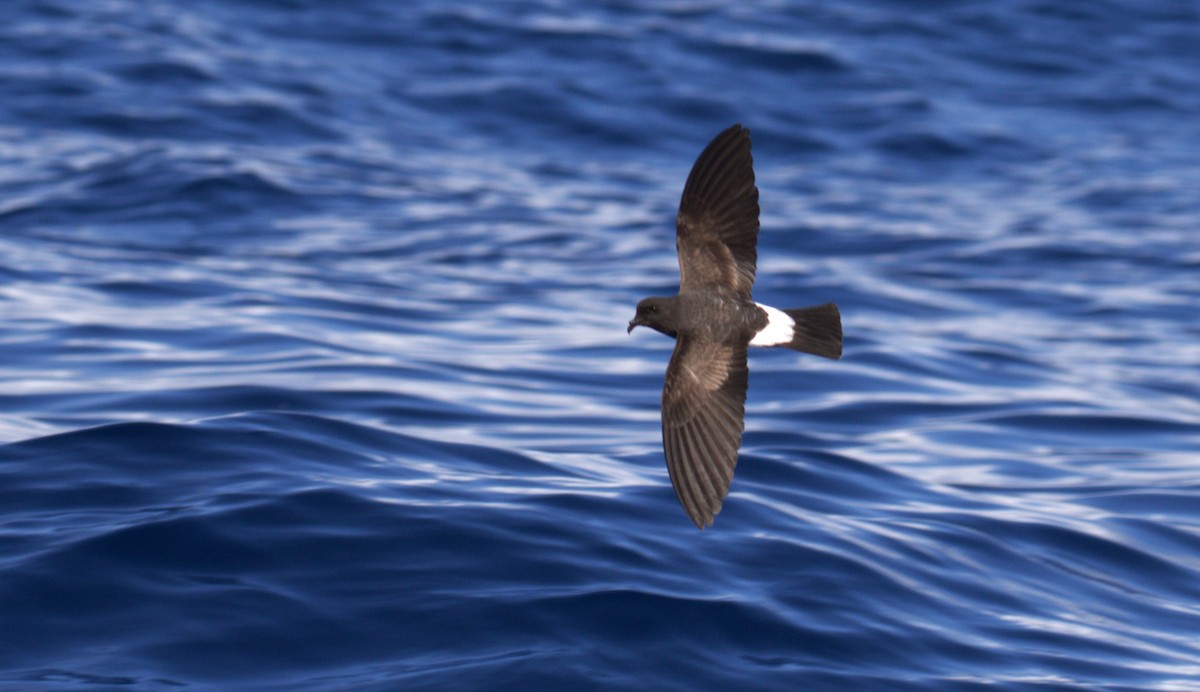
[675,125,760,297]
[661,337,749,528]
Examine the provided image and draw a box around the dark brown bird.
[627,124,842,528]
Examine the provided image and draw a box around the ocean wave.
[2,0,1199,688]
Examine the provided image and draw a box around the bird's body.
[634,290,764,343]
[628,124,842,528]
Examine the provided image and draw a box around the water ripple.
[1,0,1199,688]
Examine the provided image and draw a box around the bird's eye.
[649,305,657,312]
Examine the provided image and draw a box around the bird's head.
[628,296,678,337]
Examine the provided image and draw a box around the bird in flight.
[627,124,842,528]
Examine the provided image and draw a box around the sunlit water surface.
[2,1,1199,689]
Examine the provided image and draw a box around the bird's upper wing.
[675,124,760,298]
[661,335,749,528]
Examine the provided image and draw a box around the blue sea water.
[2,0,1200,688]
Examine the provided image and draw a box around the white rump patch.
[749,303,795,347]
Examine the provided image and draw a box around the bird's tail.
[781,303,842,359]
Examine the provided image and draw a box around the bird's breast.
[674,292,761,342]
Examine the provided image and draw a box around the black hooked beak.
[627,315,644,334]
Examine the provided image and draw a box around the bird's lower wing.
[661,337,749,528]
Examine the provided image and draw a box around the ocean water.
[2,1,1200,689]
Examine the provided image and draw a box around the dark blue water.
[3,1,1200,688]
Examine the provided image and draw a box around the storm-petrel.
[627,124,842,528]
